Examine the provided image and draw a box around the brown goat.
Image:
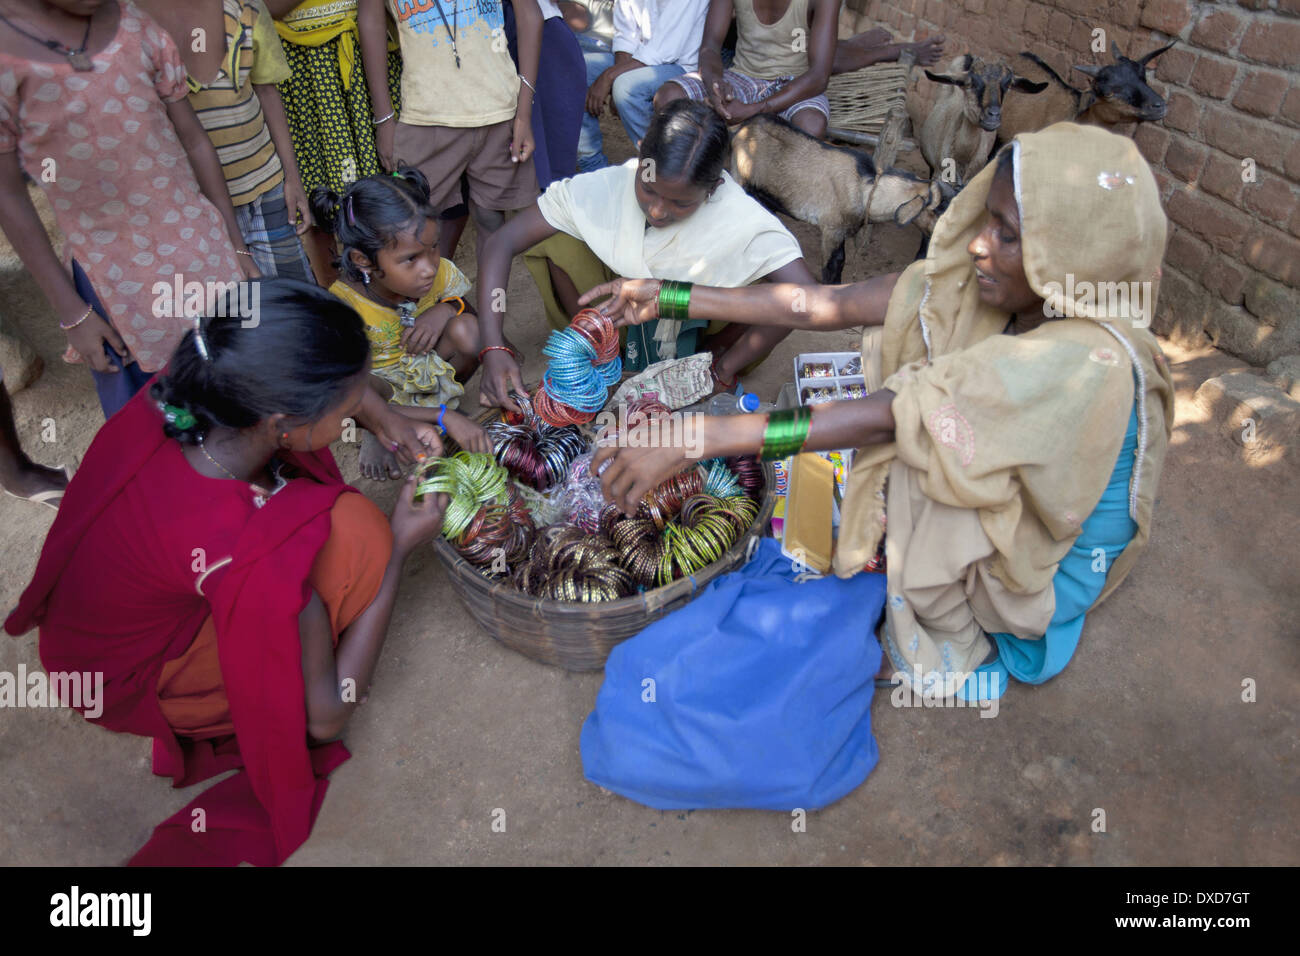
[911,55,1048,186]
[730,115,955,283]
[998,40,1177,142]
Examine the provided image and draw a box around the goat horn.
[1111,39,1124,61]
[1139,38,1177,67]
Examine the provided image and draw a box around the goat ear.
[1139,38,1177,68]
[894,194,926,226]
[925,69,966,86]
[1011,77,1049,94]
[1073,64,1103,78]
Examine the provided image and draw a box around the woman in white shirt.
[476,99,818,410]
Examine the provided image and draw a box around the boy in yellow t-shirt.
[358,0,543,268]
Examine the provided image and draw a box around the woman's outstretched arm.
[476,204,560,411]
[580,272,902,332]
[593,391,897,514]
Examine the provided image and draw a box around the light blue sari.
[957,404,1140,701]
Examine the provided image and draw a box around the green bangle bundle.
[413,452,509,539]
[760,408,812,461]
[657,280,692,320]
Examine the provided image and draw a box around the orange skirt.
[157,493,393,739]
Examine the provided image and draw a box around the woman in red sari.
[5,279,449,866]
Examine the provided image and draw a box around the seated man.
[578,0,710,171]
[658,0,942,139]
[563,0,615,53]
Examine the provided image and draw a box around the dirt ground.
[1,119,1297,867]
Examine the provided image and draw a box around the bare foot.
[359,431,402,481]
[1,460,68,503]
[907,35,946,67]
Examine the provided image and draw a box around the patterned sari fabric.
[275,0,402,194]
[834,123,1175,698]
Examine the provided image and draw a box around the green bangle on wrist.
[760,407,812,461]
[657,280,692,321]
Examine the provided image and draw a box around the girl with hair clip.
[311,166,492,480]
[6,279,450,865]
[475,98,817,413]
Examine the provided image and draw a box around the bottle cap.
[738,392,760,412]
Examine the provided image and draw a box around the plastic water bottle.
[706,391,768,415]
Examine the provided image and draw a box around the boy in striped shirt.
[141,0,314,280]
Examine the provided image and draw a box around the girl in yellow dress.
[311,167,492,478]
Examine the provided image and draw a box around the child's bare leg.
[700,322,747,355]
[302,226,338,286]
[439,206,469,260]
[548,259,583,319]
[472,204,506,286]
[0,384,67,500]
[358,376,404,481]
[712,326,792,391]
[434,309,483,383]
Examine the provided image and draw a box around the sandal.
[3,464,72,512]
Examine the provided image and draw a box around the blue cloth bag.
[580,538,886,811]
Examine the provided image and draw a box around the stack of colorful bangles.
[760,407,813,461]
[417,441,767,603]
[409,295,828,602]
[533,309,622,426]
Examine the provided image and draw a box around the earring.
[362,271,371,286]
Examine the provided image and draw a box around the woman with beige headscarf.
[586,122,1174,700]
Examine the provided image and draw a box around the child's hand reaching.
[442,409,493,454]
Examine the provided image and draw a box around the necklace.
[0,7,94,71]
[357,278,417,326]
[198,438,276,504]
[430,0,460,69]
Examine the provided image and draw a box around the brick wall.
[842,0,1300,366]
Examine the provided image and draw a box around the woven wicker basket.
[433,409,775,670]
[825,61,911,139]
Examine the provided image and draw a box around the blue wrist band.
[437,404,448,433]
